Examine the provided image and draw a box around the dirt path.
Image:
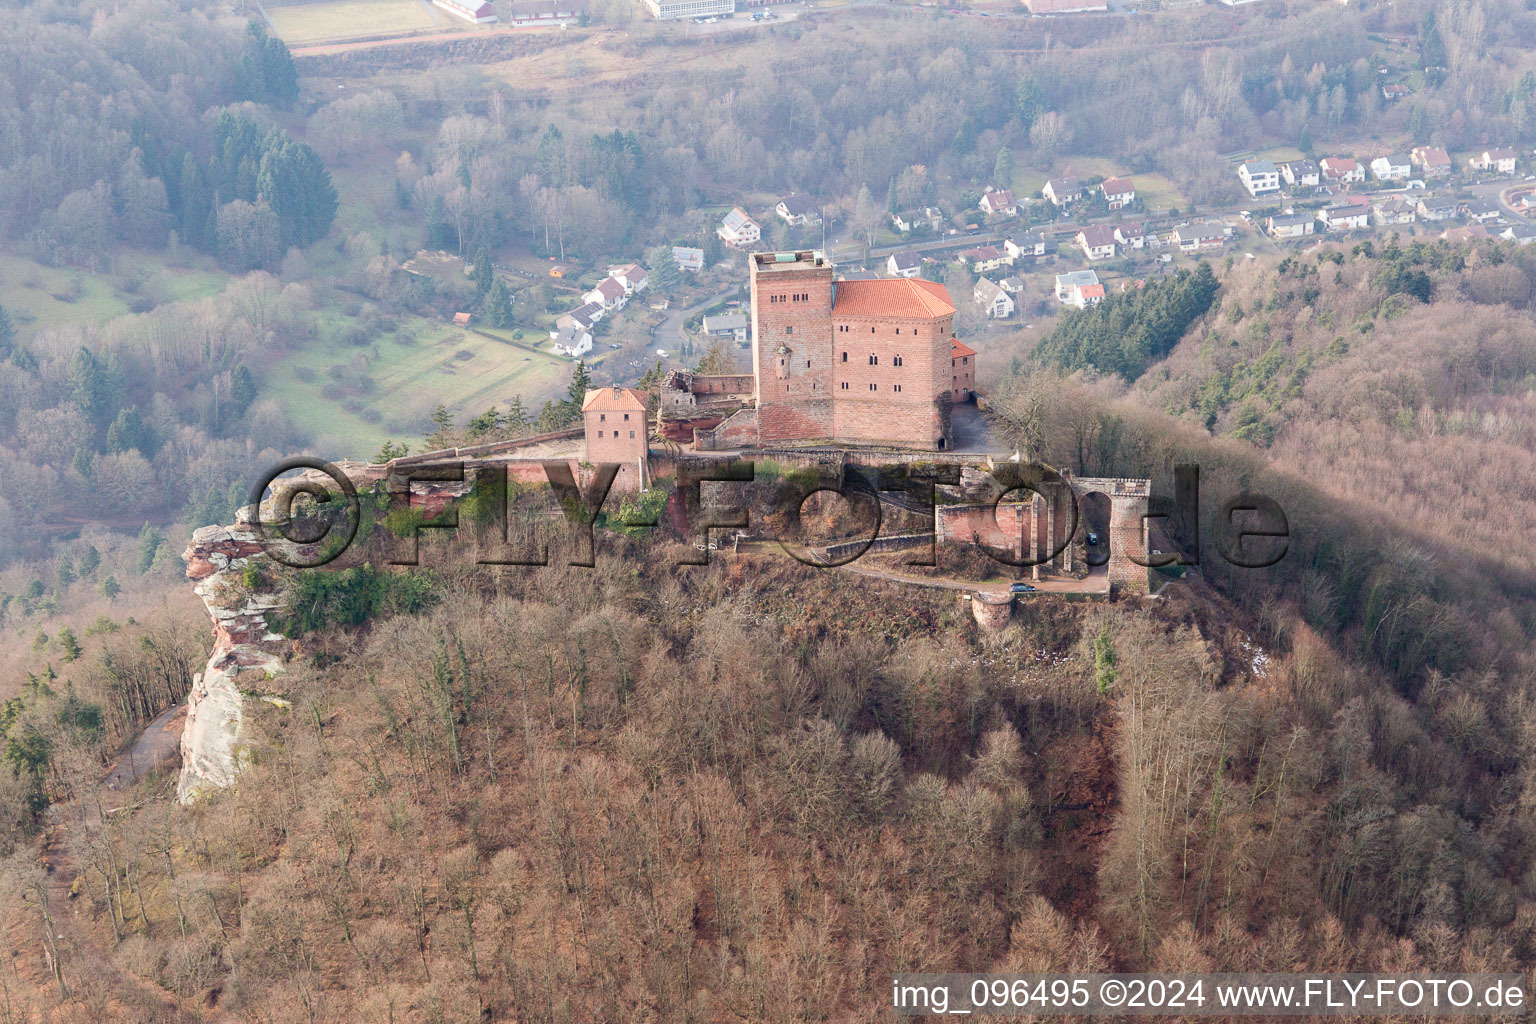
[102,704,185,793]
[835,560,1110,597]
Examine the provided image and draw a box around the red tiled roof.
[582,386,647,412]
[1079,284,1105,299]
[833,278,956,318]
[950,338,976,358]
[1101,176,1134,195]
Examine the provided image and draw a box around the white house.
[644,0,733,18]
[1238,159,1280,198]
[1417,196,1458,222]
[1317,202,1371,231]
[672,246,704,272]
[890,207,943,233]
[1266,212,1315,239]
[1470,147,1519,174]
[1373,196,1417,226]
[1114,222,1146,249]
[1101,176,1136,210]
[1281,160,1321,188]
[702,312,748,342]
[717,207,761,248]
[1319,157,1365,184]
[1042,178,1082,207]
[973,277,1016,319]
[1502,223,1536,245]
[1173,222,1227,252]
[886,251,922,278]
[552,326,593,358]
[1461,199,1503,223]
[585,276,628,312]
[608,263,648,294]
[1055,269,1102,307]
[775,193,818,226]
[434,0,497,22]
[1411,146,1453,177]
[1004,233,1049,262]
[979,188,1019,217]
[1370,154,1412,181]
[1076,224,1117,261]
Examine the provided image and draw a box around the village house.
[1370,153,1412,181]
[1076,224,1118,261]
[559,302,603,332]
[959,244,1008,273]
[672,246,704,272]
[1470,147,1519,175]
[998,276,1023,294]
[552,326,593,358]
[979,188,1019,217]
[1417,196,1458,222]
[1100,176,1136,210]
[644,0,733,18]
[608,263,648,294]
[1441,224,1490,243]
[1381,82,1411,102]
[1173,221,1227,253]
[1042,178,1082,207]
[1411,146,1453,177]
[717,207,762,248]
[1320,156,1365,184]
[434,0,497,22]
[973,278,1015,319]
[1317,202,1371,232]
[1055,269,1103,308]
[1281,159,1321,189]
[1373,196,1417,226]
[1238,159,1281,198]
[774,193,819,227]
[1502,223,1536,245]
[505,0,586,23]
[890,207,944,233]
[1004,232,1050,262]
[702,312,749,343]
[585,276,628,313]
[1267,212,1315,239]
[950,339,976,402]
[837,268,879,281]
[886,251,922,278]
[1461,199,1503,223]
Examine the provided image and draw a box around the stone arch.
[1070,477,1151,594]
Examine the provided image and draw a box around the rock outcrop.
[177,506,288,804]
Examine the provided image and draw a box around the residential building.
[998,276,1023,294]
[1502,223,1536,245]
[1172,221,1227,252]
[1022,0,1106,12]
[1370,154,1412,181]
[1114,222,1146,249]
[582,386,649,492]
[1266,212,1315,239]
[890,207,944,233]
[609,263,648,294]
[1042,178,1082,207]
[702,312,749,342]
[835,268,879,281]
[1101,176,1136,210]
[979,188,1019,217]
[1381,82,1411,102]
[1055,269,1102,307]
[585,276,628,312]
[1076,224,1118,261]
[672,246,705,272]
[959,245,1008,273]
[950,339,976,403]
[1004,232,1049,262]
[973,278,1015,319]
[553,327,593,358]
[1317,202,1371,231]
[1373,196,1417,226]
[1411,146,1453,177]
[643,0,733,18]
[1281,159,1321,188]
[717,207,762,248]
[433,0,497,22]
[775,193,818,226]
[505,0,585,22]
[1417,196,1458,221]
[1238,159,1281,198]
[1319,157,1365,184]
[886,251,922,278]
[452,311,473,326]
[559,302,603,332]
[1441,224,1490,243]
[1461,199,1502,223]
[1470,147,1518,174]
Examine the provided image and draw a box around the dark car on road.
[1009,582,1037,594]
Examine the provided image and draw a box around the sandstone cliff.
[177,506,288,804]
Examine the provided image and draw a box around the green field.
[268,0,449,45]
[263,314,570,459]
[0,252,228,339]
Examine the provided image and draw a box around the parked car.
[1009,582,1037,594]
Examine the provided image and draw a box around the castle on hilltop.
[655,250,976,453]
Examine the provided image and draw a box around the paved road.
[650,285,742,354]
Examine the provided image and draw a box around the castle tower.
[582,385,650,492]
[749,250,836,444]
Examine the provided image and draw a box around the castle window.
[786,327,793,335]
[868,354,877,365]
[894,384,902,392]
[841,352,847,362]
[841,382,849,389]
[894,355,903,366]
[600,414,606,422]
[629,431,635,438]
[806,360,811,367]
[870,327,875,333]
[598,430,604,437]
[623,413,629,420]
[869,383,876,390]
